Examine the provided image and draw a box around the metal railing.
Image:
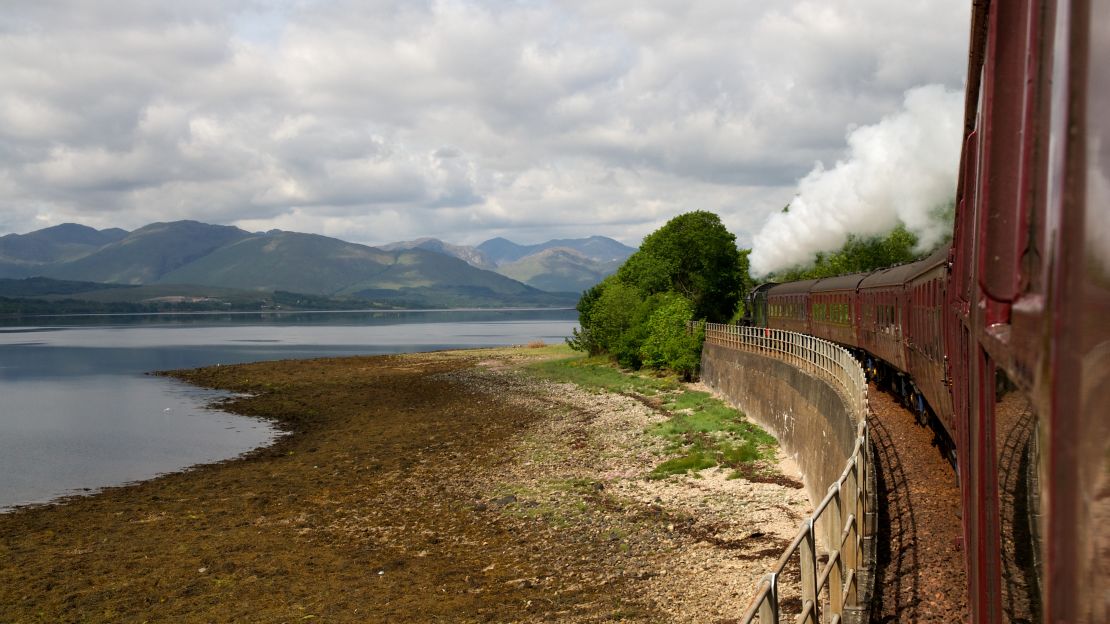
[702,324,872,623]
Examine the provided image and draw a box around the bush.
[639,293,704,379]
[567,278,645,358]
[569,210,749,378]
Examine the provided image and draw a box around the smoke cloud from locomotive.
[749,85,963,277]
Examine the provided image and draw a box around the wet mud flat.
[0,349,808,623]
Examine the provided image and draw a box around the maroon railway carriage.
[903,246,954,438]
[857,261,920,375]
[764,278,816,335]
[945,0,1108,620]
[748,0,1107,619]
[808,273,868,347]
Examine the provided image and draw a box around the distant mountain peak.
[477,235,635,265]
[0,219,626,302]
[380,237,494,269]
[0,223,131,269]
[532,247,589,260]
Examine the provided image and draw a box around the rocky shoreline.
[0,347,808,623]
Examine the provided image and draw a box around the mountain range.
[381,234,633,292]
[0,221,636,309]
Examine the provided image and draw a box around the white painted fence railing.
[702,323,872,623]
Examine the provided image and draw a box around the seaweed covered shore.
[0,347,807,623]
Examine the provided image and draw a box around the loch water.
[0,308,578,510]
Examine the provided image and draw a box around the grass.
[649,450,717,479]
[527,352,778,480]
[526,352,679,396]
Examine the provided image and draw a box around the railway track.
[866,383,968,622]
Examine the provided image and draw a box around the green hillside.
[0,276,134,297]
[0,224,130,278]
[157,231,396,294]
[157,230,572,307]
[495,248,618,293]
[42,221,251,284]
[0,223,127,265]
[379,238,495,269]
[341,248,536,296]
[380,235,633,292]
[0,221,581,309]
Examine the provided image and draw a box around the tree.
[568,211,746,378]
[616,211,745,322]
[566,280,606,355]
[639,293,704,380]
[774,224,926,282]
[567,277,648,363]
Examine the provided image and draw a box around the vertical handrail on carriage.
[702,323,872,623]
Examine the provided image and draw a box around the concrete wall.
[701,342,858,508]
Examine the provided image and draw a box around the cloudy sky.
[0,0,970,252]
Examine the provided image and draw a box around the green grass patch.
[526,354,679,395]
[527,355,779,480]
[651,401,743,437]
[649,450,717,479]
[662,390,713,411]
[719,440,762,464]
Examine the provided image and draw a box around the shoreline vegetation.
[0,345,808,623]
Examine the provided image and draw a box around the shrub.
[639,293,704,379]
[568,211,750,378]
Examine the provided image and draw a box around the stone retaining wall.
[701,342,858,508]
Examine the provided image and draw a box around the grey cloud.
[0,0,971,248]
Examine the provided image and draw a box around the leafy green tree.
[566,280,606,355]
[568,211,748,377]
[616,211,745,322]
[639,293,704,379]
[774,224,925,281]
[609,295,655,369]
[567,277,645,358]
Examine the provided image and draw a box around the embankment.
[700,342,859,509]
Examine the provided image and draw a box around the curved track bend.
[867,384,969,622]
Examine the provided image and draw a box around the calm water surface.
[0,309,577,510]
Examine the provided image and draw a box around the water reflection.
[0,309,578,510]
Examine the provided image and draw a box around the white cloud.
[0,0,970,248]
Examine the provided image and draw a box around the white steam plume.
[749,84,964,277]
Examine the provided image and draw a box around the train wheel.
[915,393,929,426]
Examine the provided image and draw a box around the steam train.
[749,243,956,447]
[747,0,1108,621]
